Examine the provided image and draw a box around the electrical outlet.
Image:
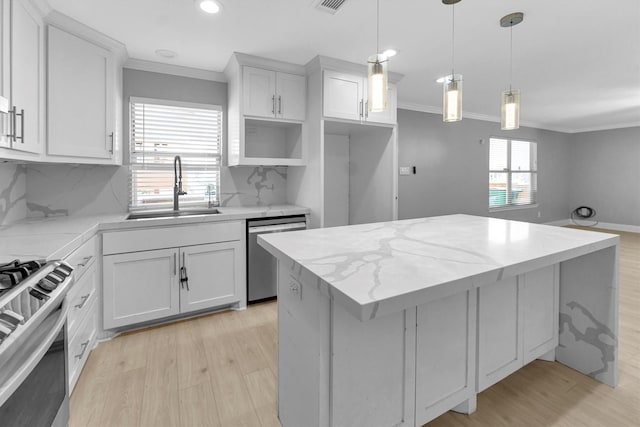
[399,166,411,176]
[289,279,302,300]
[537,211,541,218]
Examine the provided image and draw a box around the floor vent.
[314,0,348,14]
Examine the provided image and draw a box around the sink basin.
[127,208,221,220]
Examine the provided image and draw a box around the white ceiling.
[47,0,640,133]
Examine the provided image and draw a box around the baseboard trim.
[545,218,640,233]
[590,221,640,233]
[545,219,571,227]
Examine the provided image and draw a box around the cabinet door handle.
[271,95,275,114]
[365,101,369,119]
[74,294,91,309]
[174,253,177,276]
[108,132,114,153]
[278,96,282,115]
[77,255,93,267]
[359,100,363,119]
[74,340,90,359]
[16,109,24,143]
[180,252,190,291]
[9,107,16,141]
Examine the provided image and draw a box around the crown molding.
[567,122,640,134]
[397,102,579,134]
[306,55,404,84]
[124,58,227,83]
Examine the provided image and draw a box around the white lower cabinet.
[68,297,98,392]
[477,265,559,392]
[103,227,243,330]
[65,236,99,393]
[179,241,242,312]
[103,248,180,329]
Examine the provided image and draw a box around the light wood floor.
[71,228,640,427]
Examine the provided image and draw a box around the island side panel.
[557,245,619,387]
[331,302,416,427]
[277,259,331,427]
[415,289,477,425]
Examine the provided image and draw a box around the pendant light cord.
[376,0,380,55]
[451,2,455,76]
[509,20,513,93]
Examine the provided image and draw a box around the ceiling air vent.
[314,0,348,15]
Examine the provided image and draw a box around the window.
[489,137,537,209]
[129,97,222,210]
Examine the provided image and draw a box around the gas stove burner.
[1,259,74,346]
[0,260,46,292]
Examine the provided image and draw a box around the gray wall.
[567,127,640,226]
[25,69,288,218]
[397,109,572,224]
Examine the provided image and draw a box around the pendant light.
[500,12,524,130]
[368,0,388,113]
[442,0,462,122]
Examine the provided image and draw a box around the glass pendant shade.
[443,74,463,122]
[368,54,388,112]
[501,89,520,130]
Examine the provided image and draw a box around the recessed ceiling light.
[197,0,221,14]
[436,76,446,83]
[382,49,397,58]
[155,49,177,59]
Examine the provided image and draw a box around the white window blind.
[489,138,537,208]
[129,98,222,210]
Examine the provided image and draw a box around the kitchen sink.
[126,208,221,220]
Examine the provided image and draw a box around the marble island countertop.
[258,214,619,321]
[0,204,309,263]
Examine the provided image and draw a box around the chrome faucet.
[173,155,187,210]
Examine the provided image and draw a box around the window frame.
[488,136,538,211]
[128,96,223,211]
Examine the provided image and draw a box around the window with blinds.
[129,97,222,210]
[489,137,537,208]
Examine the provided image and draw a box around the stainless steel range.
[0,259,74,427]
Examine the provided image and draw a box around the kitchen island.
[258,214,619,427]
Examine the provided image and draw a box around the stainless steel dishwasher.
[247,215,307,303]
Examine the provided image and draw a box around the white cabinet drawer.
[68,297,98,393]
[65,236,97,281]
[102,221,242,255]
[67,262,98,336]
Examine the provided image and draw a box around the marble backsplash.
[24,163,288,218]
[0,164,27,226]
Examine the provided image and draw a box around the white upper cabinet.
[46,24,120,163]
[275,71,306,121]
[226,53,307,166]
[366,84,397,125]
[243,66,277,118]
[323,68,397,125]
[243,66,306,121]
[0,0,44,157]
[323,70,363,122]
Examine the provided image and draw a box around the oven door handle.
[0,299,69,407]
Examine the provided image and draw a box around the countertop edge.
[259,225,620,322]
[0,205,310,263]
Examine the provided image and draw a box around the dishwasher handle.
[248,222,307,234]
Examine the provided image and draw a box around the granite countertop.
[0,204,309,263]
[258,214,619,321]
